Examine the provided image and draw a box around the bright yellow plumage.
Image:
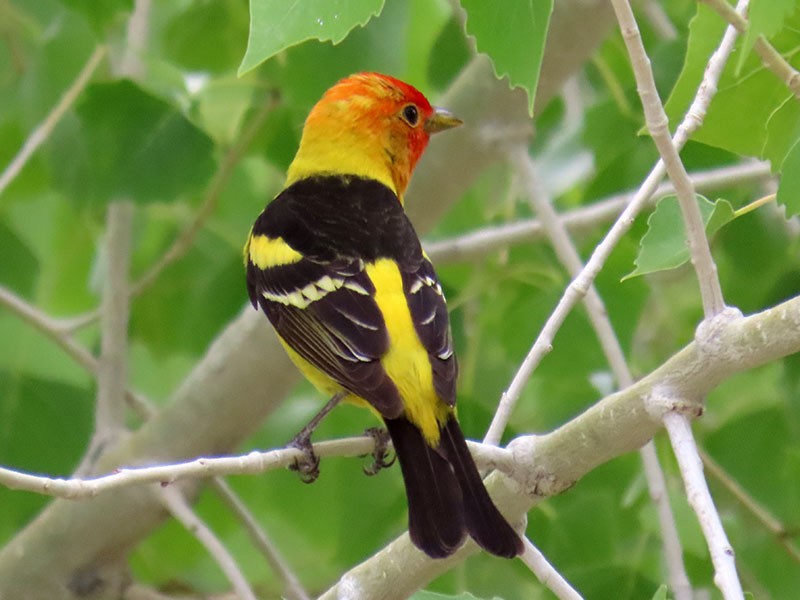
[247,234,302,269]
[367,258,448,444]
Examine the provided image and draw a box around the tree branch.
[483,0,749,442]
[2,291,799,596]
[209,478,311,600]
[318,294,800,599]
[663,413,743,600]
[612,0,725,318]
[159,486,257,600]
[96,203,133,436]
[0,438,367,497]
[700,0,800,100]
[508,147,692,599]
[425,160,771,264]
[519,538,583,600]
[0,45,106,196]
[700,449,800,565]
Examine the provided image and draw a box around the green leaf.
[705,195,737,237]
[460,0,553,115]
[0,220,38,296]
[624,195,735,280]
[163,0,249,73]
[776,138,800,217]
[736,0,795,73]
[238,0,386,75]
[664,4,800,166]
[70,80,215,206]
[651,584,669,600]
[0,373,93,544]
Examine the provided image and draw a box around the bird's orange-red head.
[285,72,461,199]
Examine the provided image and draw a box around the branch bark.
[319,294,800,599]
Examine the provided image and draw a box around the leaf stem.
[733,193,776,218]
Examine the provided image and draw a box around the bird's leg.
[362,427,395,476]
[288,391,345,483]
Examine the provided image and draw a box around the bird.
[244,72,522,559]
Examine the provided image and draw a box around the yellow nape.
[284,99,400,196]
[248,234,303,269]
[285,138,397,196]
[367,259,449,444]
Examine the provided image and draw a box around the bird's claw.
[362,427,395,476]
[288,436,320,483]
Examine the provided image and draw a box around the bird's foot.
[362,427,395,476]
[288,434,320,484]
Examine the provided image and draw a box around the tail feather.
[385,415,522,559]
[384,417,466,558]
[438,416,523,558]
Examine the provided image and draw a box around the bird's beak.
[424,107,463,134]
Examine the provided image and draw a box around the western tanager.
[245,72,522,559]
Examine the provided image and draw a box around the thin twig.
[701,448,800,565]
[639,442,693,599]
[97,202,134,435]
[733,193,775,218]
[210,478,311,600]
[484,3,752,440]
[0,437,368,498]
[612,0,725,318]
[700,0,800,100]
[507,148,692,599]
[425,161,771,264]
[117,0,151,79]
[663,413,744,600]
[159,486,257,600]
[0,435,511,499]
[74,202,135,477]
[0,284,155,419]
[519,537,583,600]
[0,45,106,196]
[639,0,678,40]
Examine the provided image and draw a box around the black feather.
[438,416,523,558]
[384,417,466,558]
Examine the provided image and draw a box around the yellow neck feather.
[285,133,399,197]
[284,100,409,200]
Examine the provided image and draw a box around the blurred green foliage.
[1,0,799,598]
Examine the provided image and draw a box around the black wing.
[246,175,457,416]
[248,254,405,418]
[401,256,457,406]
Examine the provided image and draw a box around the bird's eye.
[401,104,419,126]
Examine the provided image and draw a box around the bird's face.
[293,73,462,198]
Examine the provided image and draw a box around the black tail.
[385,416,522,559]
[384,417,466,558]
[438,415,523,558]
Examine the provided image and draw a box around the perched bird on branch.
[245,72,522,559]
